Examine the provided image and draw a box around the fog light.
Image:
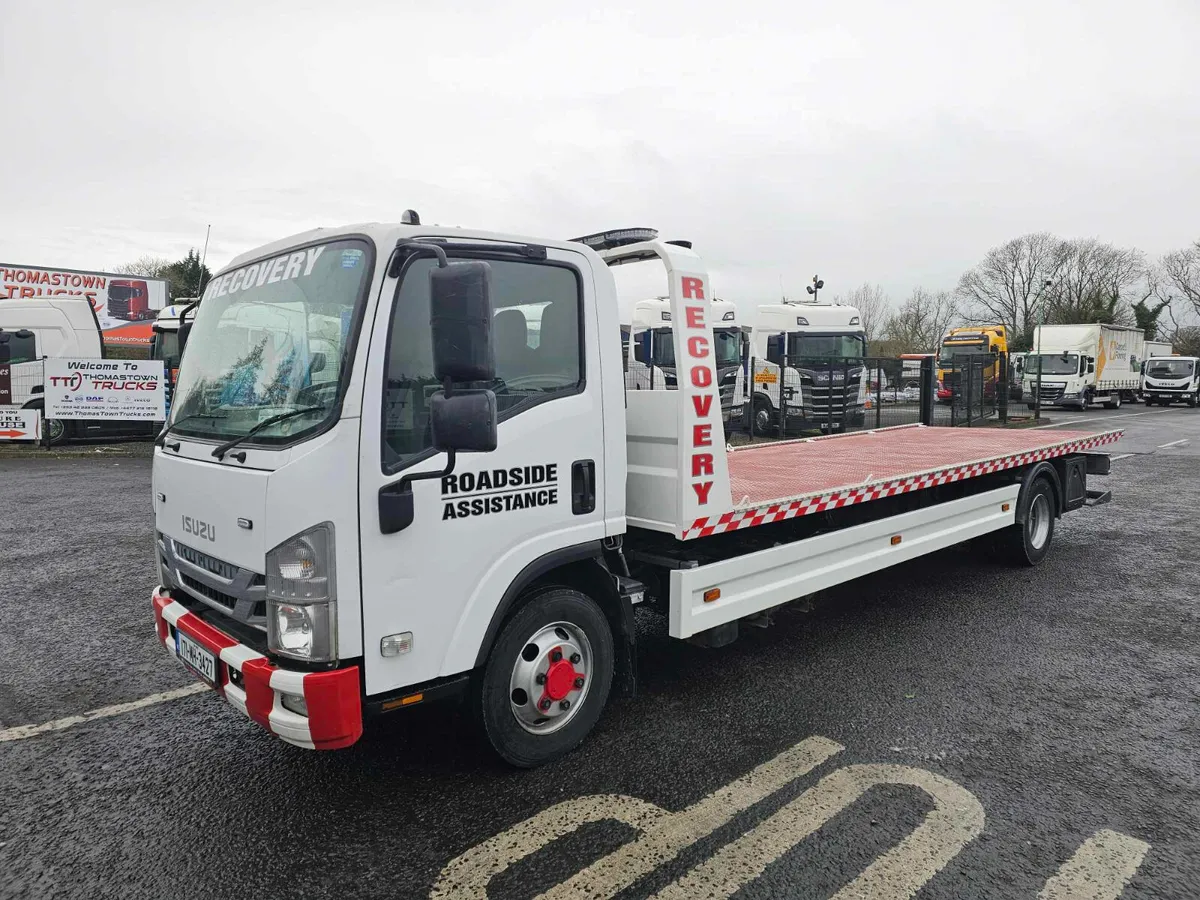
[280,693,308,717]
[381,632,413,657]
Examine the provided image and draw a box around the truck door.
[356,247,608,696]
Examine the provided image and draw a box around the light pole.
[805,275,824,302]
[1033,279,1053,421]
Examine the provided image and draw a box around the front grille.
[180,573,237,610]
[179,573,266,619]
[173,540,237,580]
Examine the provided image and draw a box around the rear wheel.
[996,476,1056,567]
[475,586,614,768]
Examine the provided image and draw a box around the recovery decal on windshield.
[440,464,559,520]
[203,246,326,301]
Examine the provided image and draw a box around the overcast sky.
[3,0,1199,316]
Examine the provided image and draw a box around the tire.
[996,476,1056,567]
[475,585,614,768]
[753,396,777,436]
[1103,392,1121,410]
[1189,393,1198,409]
[1145,399,1154,407]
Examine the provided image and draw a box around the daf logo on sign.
[182,516,216,543]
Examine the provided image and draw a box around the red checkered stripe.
[151,590,362,750]
[683,431,1121,539]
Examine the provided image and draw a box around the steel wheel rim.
[508,621,593,735]
[46,418,65,442]
[1029,493,1051,549]
[755,408,771,432]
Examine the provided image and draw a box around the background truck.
[149,215,1119,767]
[0,263,169,349]
[0,296,159,444]
[936,325,1009,404]
[1024,324,1145,410]
[108,279,156,321]
[1142,355,1200,407]
[744,300,868,434]
[621,294,743,427]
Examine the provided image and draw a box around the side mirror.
[430,261,495,382]
[308,351,326,375]
[430,389,497,453]
[1140,361,1146,375]
[1087,358,1096,374]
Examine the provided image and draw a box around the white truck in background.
[1144,340,1173,360]
[1024,324,1145,410]
[622,294,743,428]
[0,296,105,444]
[1142,355,1200,407]
[745,301,868,433]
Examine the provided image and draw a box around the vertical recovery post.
[599,239,733,535]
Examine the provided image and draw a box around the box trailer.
[149,216,1120,766]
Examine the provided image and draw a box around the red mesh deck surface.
[682,424,1122,539]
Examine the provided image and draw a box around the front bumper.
[152,588,362,750]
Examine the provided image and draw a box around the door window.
[382,256,583,473]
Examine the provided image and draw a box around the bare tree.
[114,255,174,278]
[956,232,1060,344]
[1162,302,1200,356]
[833,282,890,342]
[1044,239,1144,327]
[884,288,958,353]
[1162,239,1200,316]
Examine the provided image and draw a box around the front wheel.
[996,476,1056,567]
[1189,393,1198,409]
[475,586,614,767]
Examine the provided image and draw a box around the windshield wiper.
[155,413,229,448]
[211,407,325,460]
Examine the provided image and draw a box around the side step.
[1084,489,1112,507]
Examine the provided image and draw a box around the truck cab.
[936,325,1008,403]
[0,296,108,443]
[623,295,742,426]
[746,301,867,433]
[108,279,154,321]
[1142,356,1200,407]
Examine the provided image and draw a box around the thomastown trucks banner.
[0,264,169,346]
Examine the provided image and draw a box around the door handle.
[571,460,595,515]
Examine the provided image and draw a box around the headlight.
[266,523,336,662]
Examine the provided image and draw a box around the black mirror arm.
[379,377,459,535]
[389,240,449,277]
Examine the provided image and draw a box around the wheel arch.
[1014,460,1062,522]
[471,542,637,698]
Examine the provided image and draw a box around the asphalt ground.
[0,405,1196,899]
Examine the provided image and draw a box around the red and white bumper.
[152,588,362,750]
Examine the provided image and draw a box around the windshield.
[151,329,181,366]
[1026,353,1079,376]
[110,284,136,301]
[714,327,741,366]
[938,340,988,363]
[785,332,866,365]
[1146,358,1193,378]
[169,238,371,444]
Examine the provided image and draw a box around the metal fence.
[936,353,1015,427]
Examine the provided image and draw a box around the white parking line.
[1039,829,1150,900]
[1030,411,1156,429]
[0,683,207,744]
[1156,438,1189,449]
[1109,453,1135,461]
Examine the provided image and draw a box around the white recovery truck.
[1023,323,1145,410]
[621,294,743,428]
[150,217,1121,766]
[1142,355,1200,407]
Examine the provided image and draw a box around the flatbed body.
[689,424,1121,538]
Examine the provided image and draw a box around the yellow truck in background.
[936,325,1011,403]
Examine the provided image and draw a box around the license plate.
[176,630,217,686]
